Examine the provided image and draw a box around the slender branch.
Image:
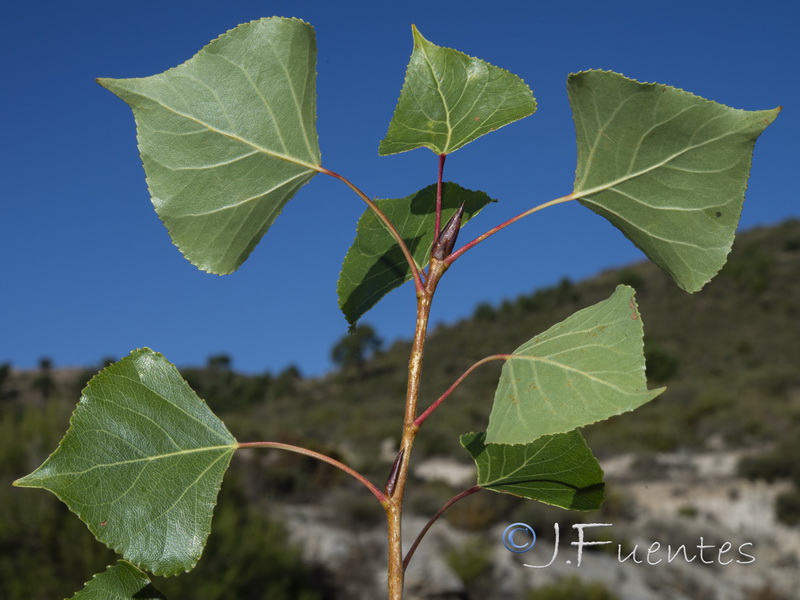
[237,441,387,504]
[433,154,447,247]
[403,486,482,570]
[414,354,512,428]
[386,257,448,600]
[446,193,576,265]
[318,166,426,294]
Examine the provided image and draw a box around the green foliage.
[738,438,800,486]
[569,70,779,293]
[517,278,580,313]
[289,221,800,461]
[445,538,492,591]
[528,576,619,600]
[738,437,800,526]
[486,285,664,444]
[1,396,119,600]
[616,268,645,290]
[31,356,56,400]
[16,16,783,599]
[154,477,334,600]
[379,26,536,155]
[460,431,604,510]
[725,239,776,294]
[0,392,332,600]
[272,364,303,397]
[182,355,273,413]
[69,562,165,600]
[775,489,800,526]
[337,183,495,325]
[99,18,321,275]
[15,349,237,576]
[0,361,18,402]
[644,344,680,383]
[443,489,522,531]
[474,302,497,322]
[331,324,383,371]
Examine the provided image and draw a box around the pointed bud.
[384,449,405,497]
[431,202,465,260]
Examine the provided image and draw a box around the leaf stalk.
[433,153,447,246]
[236,441,387,504]
[414,354,512,427]
[403,485,482,569]
[446,193,575,264]
[318,166,426,294]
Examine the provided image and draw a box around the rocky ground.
[279,449,799,599]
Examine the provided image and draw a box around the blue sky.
[2,0,797,376]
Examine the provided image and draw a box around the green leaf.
[569,70,780,292]
[461,431,604,510]
[98,18,321,275]
[338,182,496,325]
[14,349,237,576]
[485,285,665,444]
[379,26,536,156]
[70,561,166,600]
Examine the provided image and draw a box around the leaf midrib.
[135,91,322,173]
[24,445,236,482]
[574,126,747,200]
[477,436,591,488]
[483,455,587,487]
[418,39,453,151]
[505,354,634,395]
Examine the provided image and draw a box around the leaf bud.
[431,202,465,260]
[384,449,405,497]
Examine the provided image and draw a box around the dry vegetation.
[3,219,798,600]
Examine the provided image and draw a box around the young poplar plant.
[15,17,779,600]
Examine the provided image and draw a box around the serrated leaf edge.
[485,285,666,445]
[336,182,498,325]
[567,70,781,292]
[378,25,537,156]
[68,561,162,600]
[459,431,607,510]
[568,69,782,117]
[98,17,323,276]
[14,348,237,576]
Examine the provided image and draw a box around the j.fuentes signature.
[502,522,755,568]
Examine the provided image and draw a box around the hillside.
[3,218,799,600]
[214,218,800,464]
[5,219,799,461]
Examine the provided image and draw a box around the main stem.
[385,258,448,600]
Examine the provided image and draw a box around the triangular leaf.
[14,349,237,576]
[379,26,536,156]
[99,18,321,275]
[485,285,665,444]
[461,431,604,510]
[569,70,780,292]
[69,561,166,600]
[338,182,496,325]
